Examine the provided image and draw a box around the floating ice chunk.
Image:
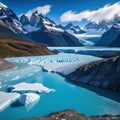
[9,82,53,94]
[0,92,20,111]
[18,93,40,105]
[11,76,20,80]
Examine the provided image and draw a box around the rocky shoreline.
[25,109,120,120]
[0,58,16,71]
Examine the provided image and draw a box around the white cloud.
[26,5,51,17]
[35,5,51,15]
[60,2,120,24]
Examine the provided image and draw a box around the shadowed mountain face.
[67,55,120,92]
[0,3,32,41]
[96,23,120,47]
[27,30,82,46]
[110,33,120,47]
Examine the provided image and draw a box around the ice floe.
[9,82,53,94]
[0,92,20,111]
[0,82,53,111]
[18,93,40,105]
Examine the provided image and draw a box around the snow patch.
[45,25,64,32]
[0,2,8,8]
[23,25,40,32]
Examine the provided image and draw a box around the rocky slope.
[0,38,54,58]
[67,55,120,92]
[20,8,83,46]
[0,58,16,71]
[25,109,120,120]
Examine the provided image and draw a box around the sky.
[0,0,119,27]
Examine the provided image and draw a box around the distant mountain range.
[84,22,110,35]
[58,23,86,34]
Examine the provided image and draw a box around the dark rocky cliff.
[67,56,120,92]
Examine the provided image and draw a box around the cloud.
[26,5,51,16]
[35,5,51,15]
[60,2,120,24]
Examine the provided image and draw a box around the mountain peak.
[59,23,86,34]
[67,22,73,26]
[0,2,8,8]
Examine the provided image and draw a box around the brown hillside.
[0,38,54,58]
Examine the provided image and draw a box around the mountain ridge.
[19,8,83,46]
[58,23,86,34]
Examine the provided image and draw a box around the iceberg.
[0,92,20,111]
[9,82,53,94]
[18,93,40,105]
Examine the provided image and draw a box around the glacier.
[6,53,102,75]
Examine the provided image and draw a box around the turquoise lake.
[0,61,120,120]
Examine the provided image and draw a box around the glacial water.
[0,61,120,120]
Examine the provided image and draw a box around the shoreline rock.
[24,109,120,120]
[0,58,16,71]
[67,55,120,92]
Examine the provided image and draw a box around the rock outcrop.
[67,55,120,92]
[0,58,16,71]
[25,109,120,120]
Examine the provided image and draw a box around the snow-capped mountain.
[20,11,63,33]
[0,2,24,34]
[58,23,86,34]
[84,22,110,35]
[20,8,83,46]
[96,22,120,46]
